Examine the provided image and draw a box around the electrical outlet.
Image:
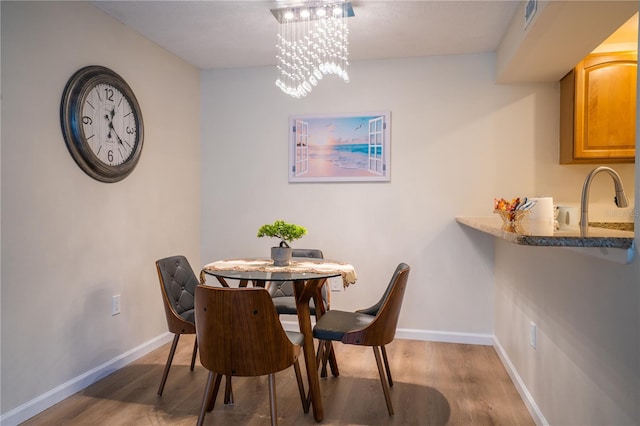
[329,277,342,292]
[112,294,121,316]
[529,321,537,349]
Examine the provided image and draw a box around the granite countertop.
[456,216,634,249]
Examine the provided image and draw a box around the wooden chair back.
[195,286,301,377]
[341,263,410,347]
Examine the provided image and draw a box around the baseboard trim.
[492,336,549,426]
[0,332,173,426]
[395,327,494,345]
[281,320,494,345]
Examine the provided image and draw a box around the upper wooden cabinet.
[560,51,637,164]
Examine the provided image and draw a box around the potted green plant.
[257,220,307,266]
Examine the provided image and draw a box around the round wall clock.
[60,65,144,183]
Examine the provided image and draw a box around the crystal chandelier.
[271,2,354,98]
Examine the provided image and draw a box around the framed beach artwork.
[288,112,391,182]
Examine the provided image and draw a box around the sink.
[589,222,634,232]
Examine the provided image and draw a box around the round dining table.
[200,258,357,422]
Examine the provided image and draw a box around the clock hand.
[104,105,117,123]
[108,122,125,146]
[104,114,114,140]
[103,110,124,146]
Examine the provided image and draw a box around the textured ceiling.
[92,1,521,70]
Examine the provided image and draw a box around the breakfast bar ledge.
[456,216,636,264]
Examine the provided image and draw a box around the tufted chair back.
[269,249,326,299]
[155,255,200,396]
[157,255,199,327]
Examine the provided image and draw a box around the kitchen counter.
[456,216,634,249]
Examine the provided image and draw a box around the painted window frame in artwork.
[288,111,391,183]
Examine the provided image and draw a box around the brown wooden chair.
[312,263,410,416]
[194,285,308,426]
[352,267,401,388]
[155,255,199,396]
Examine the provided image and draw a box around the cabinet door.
[560,51,636,164]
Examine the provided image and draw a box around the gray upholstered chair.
[194,286,308,426]
[352,267,399,388]
[268,248,329,316]
[155,255,199,396]
[312,263,410,416]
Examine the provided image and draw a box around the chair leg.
[198,371,216,426]
[190,337,198,371]
[157,333,180,396]
[224,374,234,405]
[327,342,340,377]
[207,373,223,412]
[293,359,309,413]
[320,348,328,378]
[373,346,394,416]
[314,339,324,366]
[381,345,393,387]
[268,373,278,426]
[319,341,331,372]
[319,340,333,378]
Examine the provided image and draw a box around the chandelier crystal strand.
[273,2,353,98]
[340,2,349,82]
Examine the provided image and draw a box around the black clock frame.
[60,65,144,183]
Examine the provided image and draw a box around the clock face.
[81,83,138,167]
[61,66,144,183]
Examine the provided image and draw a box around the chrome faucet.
[580,166,629,231]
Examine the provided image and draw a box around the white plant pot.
[271,246,292,266]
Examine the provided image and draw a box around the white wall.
[494,242,639,425]
[200,54,632,334]
[1,1,201,417]
[201,56,509,335]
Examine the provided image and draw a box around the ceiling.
[92,0,522,70]
[601,11,638,46]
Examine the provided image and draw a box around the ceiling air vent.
[524,0,537,30]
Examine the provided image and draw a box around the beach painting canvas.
[288,112,391,182]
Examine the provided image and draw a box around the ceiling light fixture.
[271,1,354,98]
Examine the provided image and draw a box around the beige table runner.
[200,258,357,288]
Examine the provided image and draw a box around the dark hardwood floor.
[22,336,534,425]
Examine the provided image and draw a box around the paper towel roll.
[527,197,554,224]
[525,221,555,236]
